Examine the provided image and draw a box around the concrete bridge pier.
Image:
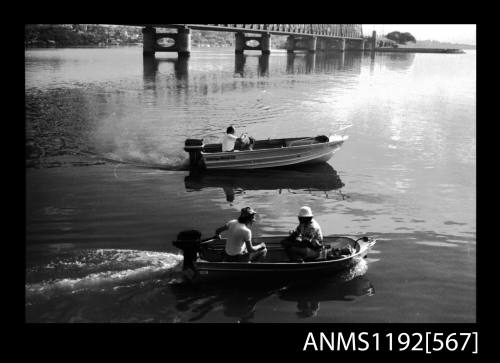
[360,39,365,51]
[235,53,246,76]
[286,36,317,53]
[339,38,346,52]
[235,32,245,54]
[317,39,327,52]
[261,33,271,54]
[142,26,156,56]
[258,53,269,75]
[174,55,189,79]
[142,26,191,57]
[346,38,365,51]
[339,51,345,68]
[371,30,377,52]
[305,53,316,73]
[324,38,346,52]
[308,37,317,53]
[234,53,269,76]
[286,53,295,73]
[143,54,158,79]
[286,36,295,53]
[177,27,192,56]
[235,32,271,54]
[143,56,189,81]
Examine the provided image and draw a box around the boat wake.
[338,258,368,282]
[26,141,191,171]
[26,249,184,299]
[82,150,191,171]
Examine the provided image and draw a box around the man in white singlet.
[222,126,238,152]
[215,207,267,262]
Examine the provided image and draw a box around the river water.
[25,46,476,323]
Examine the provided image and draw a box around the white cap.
[298,206,313,218]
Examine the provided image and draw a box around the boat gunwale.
[201,148,339,169]
[196,238,376,269]
[200,136,348,157]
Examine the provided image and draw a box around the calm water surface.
[25,47,476,323]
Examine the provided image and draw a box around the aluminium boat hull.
[185,236,376,281]
[201,135,348,170]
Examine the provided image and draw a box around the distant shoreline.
[374,48,466,54]
[24,42,474,55]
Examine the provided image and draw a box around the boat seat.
[253,139,287,150]
[199,246,225,262]
[286,139,315,147]
[199,245,291,263]
[286,135,329,147]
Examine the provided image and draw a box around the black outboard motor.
[184,139,204,169]
[314,135,329,143]
[173,230,202,271]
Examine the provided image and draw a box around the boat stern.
[184,139,205,169]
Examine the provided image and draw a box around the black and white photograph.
[25,24,476,330]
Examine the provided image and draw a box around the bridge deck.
[129,24,364,40]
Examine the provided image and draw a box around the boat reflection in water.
[172,281,275,323]
[170,261,373,322]
[278,265,375,318]
[184,163,345,202]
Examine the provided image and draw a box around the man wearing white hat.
[283,206,323,261]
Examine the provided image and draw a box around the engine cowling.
[184,139,204,169]
[173,230,202,271]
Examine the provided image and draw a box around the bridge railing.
[158,24,363,39]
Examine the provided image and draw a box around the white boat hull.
[201,135,348,170]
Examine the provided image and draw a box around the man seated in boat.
[215,207,267,262]
[281,206,324,262]
[222,126,255,152]
[222,126,238,152]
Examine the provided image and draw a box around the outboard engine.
[314,135,329,143]
[184,139,204,169]
[173,230,202,271]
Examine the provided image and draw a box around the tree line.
[25,24,144,46]
[25,24,290,48]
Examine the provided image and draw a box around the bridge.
[129,24,374,57]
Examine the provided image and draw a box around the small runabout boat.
[184,126,351,170]
[173,230,376,281]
